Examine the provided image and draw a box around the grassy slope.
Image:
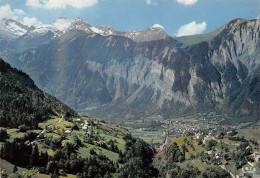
[237,128,260,152]
[131,130,165,146]
[78,144,119,162]
[0,158,28,174]
[38,117,61,129]
[1,116,127,177]
[165,136,205,159]
[156,136,210,174]
[37,117,126,158]
[238,128,260,142]
[177,159,216,172]
[173,26,224,47]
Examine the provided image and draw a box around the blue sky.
[0,0,259,36]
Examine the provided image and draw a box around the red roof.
[195,133,201,138]
[222,160,228,165]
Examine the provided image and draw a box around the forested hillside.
[0,58,77,128]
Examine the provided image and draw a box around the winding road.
[35,115,63,140]
[159,131,169,150]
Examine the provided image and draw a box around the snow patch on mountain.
[90,26,105,34]
[5,21,27,36]
[90,26,115,36]
[0,18,28,38]
[52,17,72,32]
[29,24,54,35]
[28,17,72,37]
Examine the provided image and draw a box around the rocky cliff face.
[1,18,259,120]
[208,19,260,115]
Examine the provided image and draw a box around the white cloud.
[176,0,198,6]
[257,15,260,19]
[26,0,98,9]
[14,9,25,15]
[22,17,42,26]
[146,0,152,5]
[26,0,42,8]
[0,4,25,20]
[176,21,207,37]
[152,24,164,30]
[146,0,157,5]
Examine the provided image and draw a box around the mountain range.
[0,17,259,120]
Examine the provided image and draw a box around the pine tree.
[47,161,55,174]
[39,151,48,167]
[13,165,18,173]
[30,144,39,166]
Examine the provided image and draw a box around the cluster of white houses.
[194,132,216,144]
[254,152,260,163]
[82,120,91,136]
[64,119,91,137]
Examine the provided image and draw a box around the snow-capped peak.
[24,17,93,37]
[74,17,86,23]
[52,17,72,32]
[151,24,164,30]
[67,18,93,33]
[26,17,75,37]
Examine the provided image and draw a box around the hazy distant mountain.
[0,17,259,120]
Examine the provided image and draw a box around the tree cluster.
[166,142,185,163]
[159,163,200,178]
[0,129,8,141]
[0,140,48,168]
[202,167,231,178]
[0,139,117,177]
[117,133,159,177]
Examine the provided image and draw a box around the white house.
[254,152,260,162]
[236,173,245,178]
[64,130,71,137]
[215,150,222,157]
[256,155,260,163]
[194,133,202,139]
[85,131,91,137]
[203,135,216,144]
[82,126,88,132]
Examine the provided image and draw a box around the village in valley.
[150,127,260,178]
[192,131,260,178]
[127,112,260,178]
